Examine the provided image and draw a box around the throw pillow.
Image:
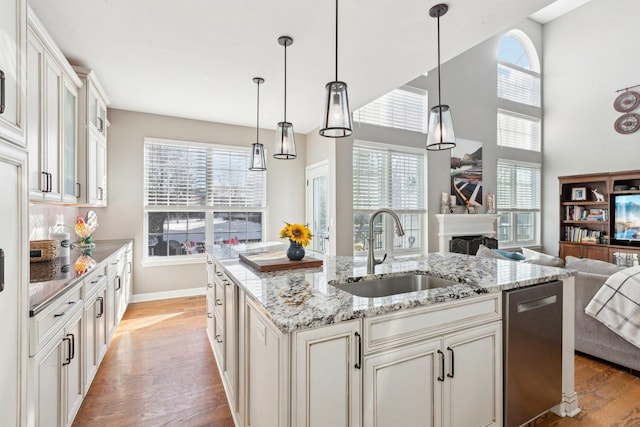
[564,256,624,275]
[492,248,525,261]
[476,244,510,260]
[521,247,565,268]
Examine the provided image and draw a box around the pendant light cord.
[256,80,260,143]
[284,43,287,123]
[335,0,339,81]
[437,12,443,143]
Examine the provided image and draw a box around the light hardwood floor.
[73,296,640,426]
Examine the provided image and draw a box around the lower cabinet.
[83,282,108,390]
[29,306,83,427]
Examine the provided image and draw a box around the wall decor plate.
[614,90,640,112]
[614,113,640,134]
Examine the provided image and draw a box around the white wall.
[92,109,306,296]
[542,0,640,255]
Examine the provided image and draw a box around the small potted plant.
[280,222,312,260]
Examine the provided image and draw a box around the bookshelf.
[558,170,640,265]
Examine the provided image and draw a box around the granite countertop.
[29,239,132,316]
[209,243,576,333]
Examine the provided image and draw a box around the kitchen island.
[205,243,579,427]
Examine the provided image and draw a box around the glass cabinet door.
[62,83,78,201]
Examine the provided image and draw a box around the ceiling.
[29,0,584,134]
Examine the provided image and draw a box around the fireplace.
[435,214,498,254]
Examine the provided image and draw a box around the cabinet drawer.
[107,250,125,277]
[82,264,107,298]
[30,283,83,356]
[364,293,501,353]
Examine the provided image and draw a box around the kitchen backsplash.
[29,204,79,241]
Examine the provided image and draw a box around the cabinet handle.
[446,346,455,378]
[115,275,121,290]
[354,331,362,370]
[96,296,104,318]
[207,312,213,319]
[437,349,445,382]
[46,172,52,193]
[127,261,132,274]
[215,334,223,343]
[207,282,213,289]
[68,333,75,360]
[54,301,76,318]
[97,117,104,132]
[0,69,5,114]
[41,171,47,192]
[98,187,104,200]
[207,260,213,265]
[75,182,81,198]
[215,298,223,306]
[62,336,72,366]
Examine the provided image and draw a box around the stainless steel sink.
[330,274,459,298]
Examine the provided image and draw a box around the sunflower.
[280,222,313,247]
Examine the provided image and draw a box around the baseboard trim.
[130,287,205,303]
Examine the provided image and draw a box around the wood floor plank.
[74,296,640,427]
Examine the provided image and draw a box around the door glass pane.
[63,88,76,196]
[312,175,327,252]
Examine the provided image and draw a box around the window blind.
[353,145,425,211]
[496,160,540,210]
[497,110,541,152]
[497,63,540,107]
[354,87,427,133]
[144,141,265,208]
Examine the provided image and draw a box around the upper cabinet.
[26,8,82,203]
[0,0,27,146]
[74,66,110,207]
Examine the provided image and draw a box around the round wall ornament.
[614,90,640,112]
[614,113,640,134]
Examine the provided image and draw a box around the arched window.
[497,30,540,107]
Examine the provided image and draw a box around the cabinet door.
[61,79,78,202]
[293,320,361,427]
[26,29,45,197]
[363,338,442,427]
[87,131,107,206]
[559,243,582,260]
[88,85,107,136]
[583,245,608,262]
[106,272,117,340]
[0,0,26,145]
[442,322,502,427]
[34,330,64,427]
[223,281,237,408]
[64,313,83,427]
[43,52,61,200]
[83,293,97,390]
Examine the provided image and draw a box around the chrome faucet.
[367,208,405,274]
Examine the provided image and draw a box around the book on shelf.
[564,226,604,243]
[564,206,608,221]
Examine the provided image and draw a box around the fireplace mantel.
[435,214,498,252]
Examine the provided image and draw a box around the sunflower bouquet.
[279,222,313,247]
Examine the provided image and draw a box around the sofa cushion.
[493,248,525,261]
[565,256,625,275]
[476,244,509,260]
[521,247,564,267]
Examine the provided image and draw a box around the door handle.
[437,349,445,382]
[354,331,362,370]
[446,346,455,378]
[0,69,5,114]
[518,295,557,313]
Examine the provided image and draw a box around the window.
[144,138,266,261]
[353,144,426,254]
[353,86,427,133]
[497,110,540,151]
[497,30,540,108]
[496,160,540,247]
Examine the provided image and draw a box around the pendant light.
[319,0,352,138]
[274,36,297,160]
[426,3,456,151]
[249,77,267,171]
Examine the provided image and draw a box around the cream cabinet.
[106,249,126,339]
[83,267,108,391]
[292,319,362,427]
[74,67,109,207]
[0,0,27,146]
[26,9,81,203]
[28,301,83,427]
[0,143,28,427]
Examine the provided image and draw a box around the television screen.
[614,194,640,241]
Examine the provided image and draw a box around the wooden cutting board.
[239,251,323,272]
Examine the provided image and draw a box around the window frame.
[142,137,267,266]
[352,141,427,256]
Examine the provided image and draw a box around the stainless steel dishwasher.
[503,280,563,427]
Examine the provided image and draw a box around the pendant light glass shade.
[319,0,352,138]
[426,3,456,151]
[274,36,297,159]
[249,77,267,171]
[320,81,352,137]
[274,122,296,159]
[426,105,455,150]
